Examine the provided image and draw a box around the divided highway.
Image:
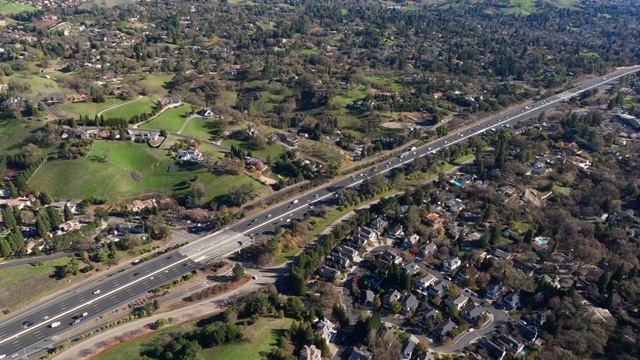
[1,65,639,359]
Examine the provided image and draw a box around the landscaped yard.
[56,98,130,118]
[101,97,157,120]
[144,104,195,133]
[221,139,286,160]
[0,258,85,311]
[29,140,264,202]
[0,0,36,15]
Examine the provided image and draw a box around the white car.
[0,354,6,359]
[50,322,61,328]
[292,199,299,204]
[93,290,101,294]
[252,275,258,280]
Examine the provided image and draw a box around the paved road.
[1,66,638,359]
[0,252,70,270]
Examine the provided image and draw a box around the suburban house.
[431,319,458,340]
[413,273,438,292]
[318,266,339,281]
[402,336,420,360]
[315,319,338,344]
[50,201,79,214]
[333,245,358,261]
[531,309,551,327]
[197,107,216,118]
[482,339,506,360]
[445,294,469,311]
[360,289,376,308]
[116,222,145,234]
[349,346,373,360]
[329,255,350,270]
[443,257,462,274]
[125,199,157,212]
[58,220,82,234]
[502,229,522,243]
[493,248,513,260]
[383,289,403,308]
[420,243,438,257]
[403,262,421,277]
[402,233,420,249]
[462,303,486,323]
[486,283,506,300]
[387,224,405,239]
[419,307,440,328]
[379,250,402,265]
[401,294,420,315]
[427,280,449,298]
[369,215,388,232]
[503,291,522,310]
[357,226,378,242]
[300,345,322,360]
[245,158,268,173]
[495,333,525,354]
[456,266,478,284]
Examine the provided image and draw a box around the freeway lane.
[1,66,639,359]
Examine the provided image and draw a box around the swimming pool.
[454,180,463,186]
[535,236,548,245]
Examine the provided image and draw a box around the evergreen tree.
[36,216,51,238]
[0,239,12,257]
[2,207,17,228]
[289,266,306,296]
[47,207,63,228]
[64,204,74,222]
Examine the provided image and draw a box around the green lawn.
[221,139,285,160]
[203,318,294,360]
[0,118,27,150]
[182,117,223,140]
[145,104,195,133]
[101,97,157,120]
[6,74,63,97]
[364,76,402,92]
[139,74,172,91]
[56,98,129,118]
[219,91,238,107]
[0,1,36,15]
[334,85,368,107]
[29,140,264,202]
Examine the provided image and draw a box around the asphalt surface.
[1,65,639,359]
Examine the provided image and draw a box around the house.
[502,230,522,243]
[178,150,204,162]
[387,224,405,239]
[318,266,339,281]
[401,294,420,315]
[420,243,437,258]
[402,234,420,249]
[403,262,421,277]
[514,321,538,343]
[402,336,420,360]
[360,289,375,308]
[495,333,524,354]
[197,107,215,118]
[245,158,268,172]
[50,201,79,214]
[413,273,438,292]
[461,303,486,323]
[383,289,402,308]
[419,307,440,327]
[443,257,462,274]
[427,280,449,298]
[445,294,469,311]
[126,199,157,212]
[333,245,358,261]
[503,291,522,310]
[315,319,337,344]
[493,248,513,260]
[349,346,373,360]
[531,309,551,327]
[486,283,505,300]
[356,226,378,242]
[300,344,322,360]
[482,339,506,360]
[116,222,144,234]
[147,131,160,141]
[330,255,351,270]
[379,250,402,265]
[58,220,82,234]
[431,319,457,340]
[456,266,478,284]
[369,216,388,232]
[161,97,182,106]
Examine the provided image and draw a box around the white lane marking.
[0,256,189,347]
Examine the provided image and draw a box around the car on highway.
[0,354,6,359]
[22,320,34,328]
[93,289,101,294]
[292,199,299,204]
[50,321,61,328]
[132,259,140,264]
[266,214,272,218]
[71,319,81,325]
[252,275,258,280]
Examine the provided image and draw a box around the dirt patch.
[164,276,250,312]
[258,174,277,185]
[523,188,542,207]
[381,121,413,129]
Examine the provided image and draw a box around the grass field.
[145,104,195,133]
[56,98,130,118]
[0,258,83,311]
[101,97,157,120]
[218,91,238,107]
[29,140,263,202]
[139,74,172,92]
[221,139,285,160]
[182,117,222,140]
[0,1,36,15]
[7,74,63,97]
[0,119,46,154]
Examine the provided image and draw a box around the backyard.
[144,104,195,133]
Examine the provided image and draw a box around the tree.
[60,257,80,278]
[286,296,306,320]
[47,207,63,228]
[2,207,17,228]
[36,215,51,238]
[232,263,245,281]
[289,266,307,296]
[0,239,12,257]
[390,300,401,314]
[332,304,349,328]
[63,205,74,222]
[226,183,258,207]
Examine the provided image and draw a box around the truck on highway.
[50,321,61,328]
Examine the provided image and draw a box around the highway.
[1,65,639,359]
